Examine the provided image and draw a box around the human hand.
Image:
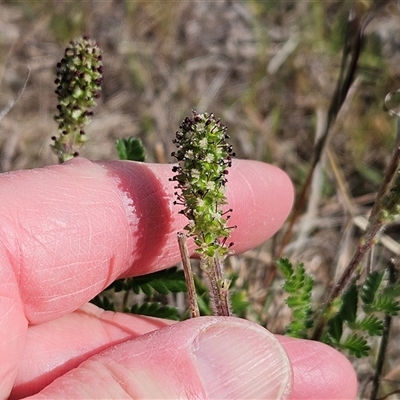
[1,158,357,399]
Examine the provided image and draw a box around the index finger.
[0,158,293,397]
[2,158,293,325]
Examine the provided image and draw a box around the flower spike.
[51,36,103,163]
[171,110,236,316]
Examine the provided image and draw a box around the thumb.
[28,317,292,399]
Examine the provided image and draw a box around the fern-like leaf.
[327,314,343,344]
[129,267,187,296]
[106,278,128,293]
[276,257,294,279]
[194,275,212,316]
[90,295,116,311]
[370,295,400,316]
[356,314,384,336]
[361,271,384,305]
[277,258,314,338]
[116,136,146,161]
[339,283,358,324]
[382,282,400,298]
[230,290,250,317]
[341,333,370,358]
[129,302,180,320]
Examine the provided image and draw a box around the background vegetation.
[1,0,400,398]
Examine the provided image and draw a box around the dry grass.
[2,1,400,398]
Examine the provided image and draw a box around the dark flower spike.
[51,36,103,163]
[171,110,236,316]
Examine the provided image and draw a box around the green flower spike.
[51,36,103,163]
[171,110,236,316]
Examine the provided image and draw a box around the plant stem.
[313,129,400,340]
[331,222,383,301]
[370,262,396,400]
[177,232,200,318]
[201,257,231,317]
[277,9,369,257]
[312,221,383,340]
[0,67,30,122]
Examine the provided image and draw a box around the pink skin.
[0,158,357,399]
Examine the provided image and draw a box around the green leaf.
[286,315,313,338]
[361,271,384,305]
[357,314,384,336]
[129,302,180,320]
[339,283,358,324]
[129,267,187,296]
[194,276,212,316]
[327,314,343,343]
[230,290,250,317]
[370,295,400,316]
[196,293,213,316]
[106,278,128,292]
[116,137,146,161]
[341,333,370,358]
[277,258,315,338]
[276,257,294,279]
[382,282,400,298]
[90,295,116,311]
[279,259,313,294]
[136,282,152,296]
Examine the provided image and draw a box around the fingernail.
[193,320,292,399]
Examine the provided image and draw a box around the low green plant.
[276,258,314,338]
[277,259,400,358]
[325,270,399,358]
[91,266,187,320]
